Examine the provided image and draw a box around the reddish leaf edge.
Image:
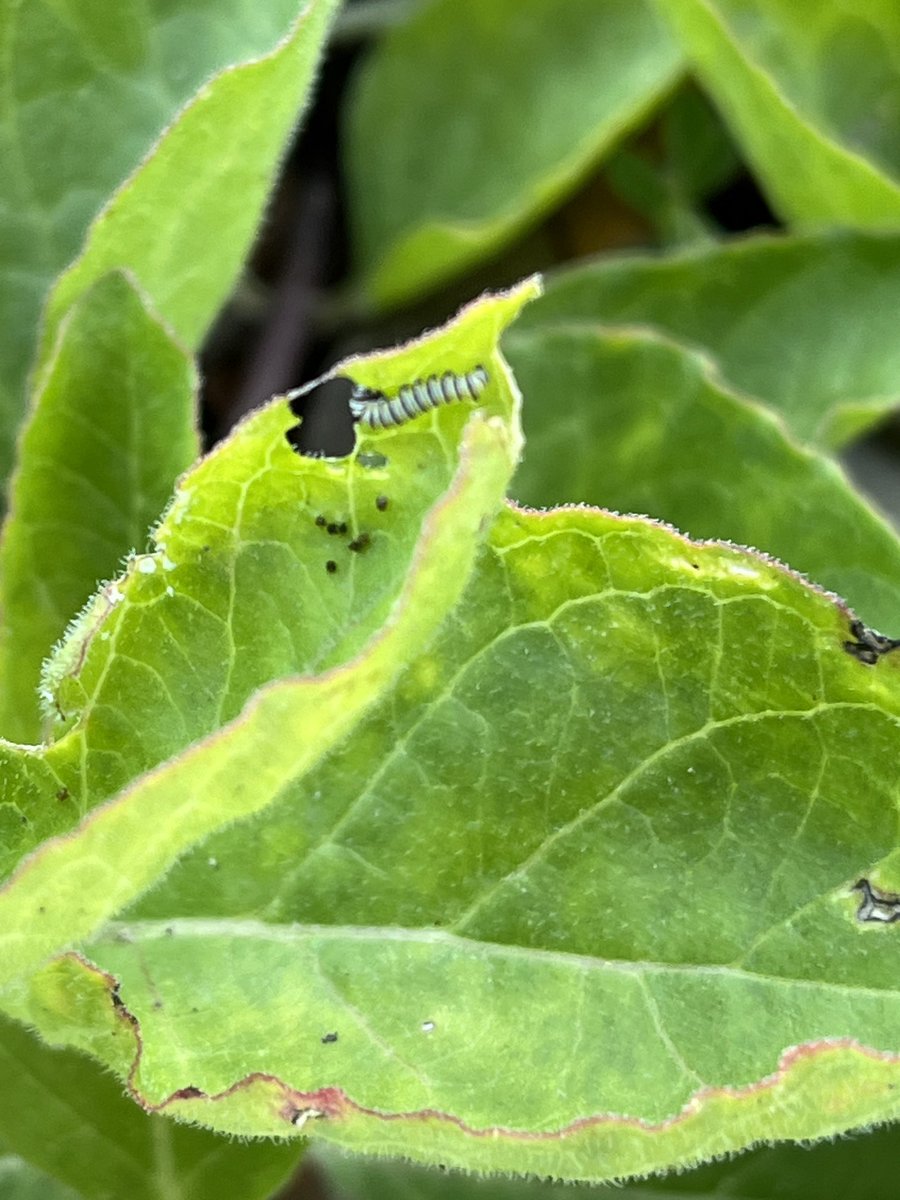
[17,949,900,1184]
[8,500,900,1182]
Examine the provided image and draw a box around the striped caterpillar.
[349,365,489,429]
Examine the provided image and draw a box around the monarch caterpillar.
[349,365,489,429]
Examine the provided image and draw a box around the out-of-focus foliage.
[3,1,900,1197]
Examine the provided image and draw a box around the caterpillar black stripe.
[349,365,489,429]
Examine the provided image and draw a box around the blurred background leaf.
[0,1013,301,1200]
[345,0,683,308]
[0,0,333,496]
[654,0,900,228]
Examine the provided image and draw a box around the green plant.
[2,2,900,1198]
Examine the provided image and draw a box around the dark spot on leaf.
[844,618,900,665]
[854,878,900,924]
[338,521,348,535]
[201,545,210,554]
[375,494,389,511]
[165,927,175,937]
[37,906,45,914]
[321,1031,338,1044]
[315,515,327,527]
[110,987,124,1010]
[175,1086,204,1100]
[56,787,69,802]
[153,999,163,1010]
[326,522,339,534]
[690,562,699,570]
[326,560,338,574]
[348,532,371,553]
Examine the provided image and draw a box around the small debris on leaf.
[854,878,900,924]
[290,1107,326,1130]
[844,618,900,665]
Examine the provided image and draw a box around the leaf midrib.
[100,919,900,1000]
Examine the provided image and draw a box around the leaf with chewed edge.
[0,278,537,989]
[7,492,900,1180]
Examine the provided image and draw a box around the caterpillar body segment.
[349,365,489,429]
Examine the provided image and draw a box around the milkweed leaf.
[346,0,682,308]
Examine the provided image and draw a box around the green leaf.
[313,1125,900,1199]
[4,278,899,1180]
[653,0,900,227]
[315,1150,575,1200]
[0,1157,80,1200]
[0,273,199,745]
[0,0,326,495]
[0,279,536,987]
[604,149,713,248]
[37,0,338,379]
[9,495,900,1179]
[605,87,740,247]
[345,0,682,308]
[660,85,741,206]
[514,230,900,446]
[505,324,900,632]
[0,1012,298,1200]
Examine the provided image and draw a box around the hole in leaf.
[286,377,356,457]
[854,878,900,924]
